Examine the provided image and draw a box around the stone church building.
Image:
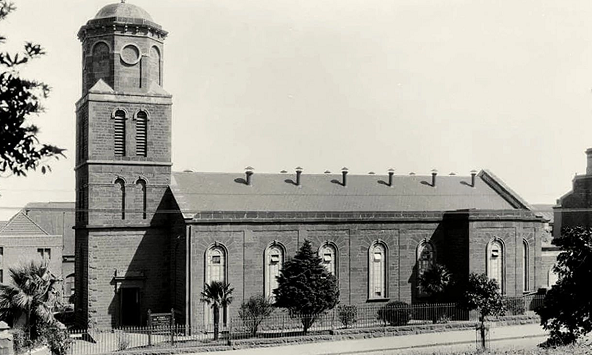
[75,2,547,328]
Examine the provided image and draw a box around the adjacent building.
[74,2,548,329]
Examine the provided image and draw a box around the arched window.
[417,241,435,295]
[136,179,147,219]
[369,242,387,299]
[114,110,126,156]
[92,41,110,85]
[114,178,125,219]
[417,241,435,277]
[265,244,284,300]
[319,243,337,276]
[205,245,227,326]
[136,111,147,157]
[522,240,529,292]
[487,239,504,292]
[206,245,226,284]
[548,265,559,288]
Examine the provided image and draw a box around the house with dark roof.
[73,2,548,329]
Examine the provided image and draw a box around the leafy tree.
[459,272,505,349]
[200,281,234,341]
[0,0,64,177]
[238,294,274,337]
[273,240,339,334]
[418,263,453,302]
[536,227,592,346]
[0,260,62,345]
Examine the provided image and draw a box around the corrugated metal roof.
[171,170,521,218]
[0,212,49,236]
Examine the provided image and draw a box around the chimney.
[245,166,254,186]
[586,148,592,175]
[471,169,477,187]
[341,167,348,186]
[388,168,394,187]
[295,167,303,186]
[431,169,438,187]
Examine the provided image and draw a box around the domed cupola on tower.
[78,1,167,94]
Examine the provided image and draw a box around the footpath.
[198,323,547,355]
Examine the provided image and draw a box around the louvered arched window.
[114,110,126,156]
[136,111,147,157]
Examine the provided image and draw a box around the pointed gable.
[0,212,49,236]
[88,79,115,94]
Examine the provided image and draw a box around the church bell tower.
[75,1,173,327]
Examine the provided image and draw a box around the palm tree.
[200,281,234,340]
[0,260,61,342]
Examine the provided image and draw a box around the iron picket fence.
[66,295,545,354]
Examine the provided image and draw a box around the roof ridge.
[0,212,50,235]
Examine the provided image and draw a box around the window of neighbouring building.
[38,248,51,264]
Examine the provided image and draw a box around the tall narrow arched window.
[548,265,559,288]
[522,240,529,292]
[115,178,125,220]
[369,242,387,299]
[487,239,504,292]
[205,245,227,326]
[206,245,226,284]
[136,179,147,219]
[319,243,337,277]
[417,241,435,277]
[136,111,147,157]
[265,244,284,300]
[417,241,435,295]
[114,110,126,156]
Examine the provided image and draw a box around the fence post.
[147,309,152,347]
[227,317,232,346]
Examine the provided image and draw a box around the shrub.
[116,330,130,351]
[238,295,274,337]
[39,324,72,355]
[12,328,35,354]
[503,297,525,315]
[377,301,412,326]
[337,305,357,328]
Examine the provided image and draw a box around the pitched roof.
[23,202,76,255]
[531,204,554,224]
[171,169,527,219]
[0,212,49,236]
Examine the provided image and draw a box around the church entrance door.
[120,287,141,326]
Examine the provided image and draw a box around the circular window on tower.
[120,44,141,65]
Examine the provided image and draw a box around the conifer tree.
[274,240,339,334]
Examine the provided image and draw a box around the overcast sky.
[1,0,592,220]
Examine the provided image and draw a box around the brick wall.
[184,213,544,328]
